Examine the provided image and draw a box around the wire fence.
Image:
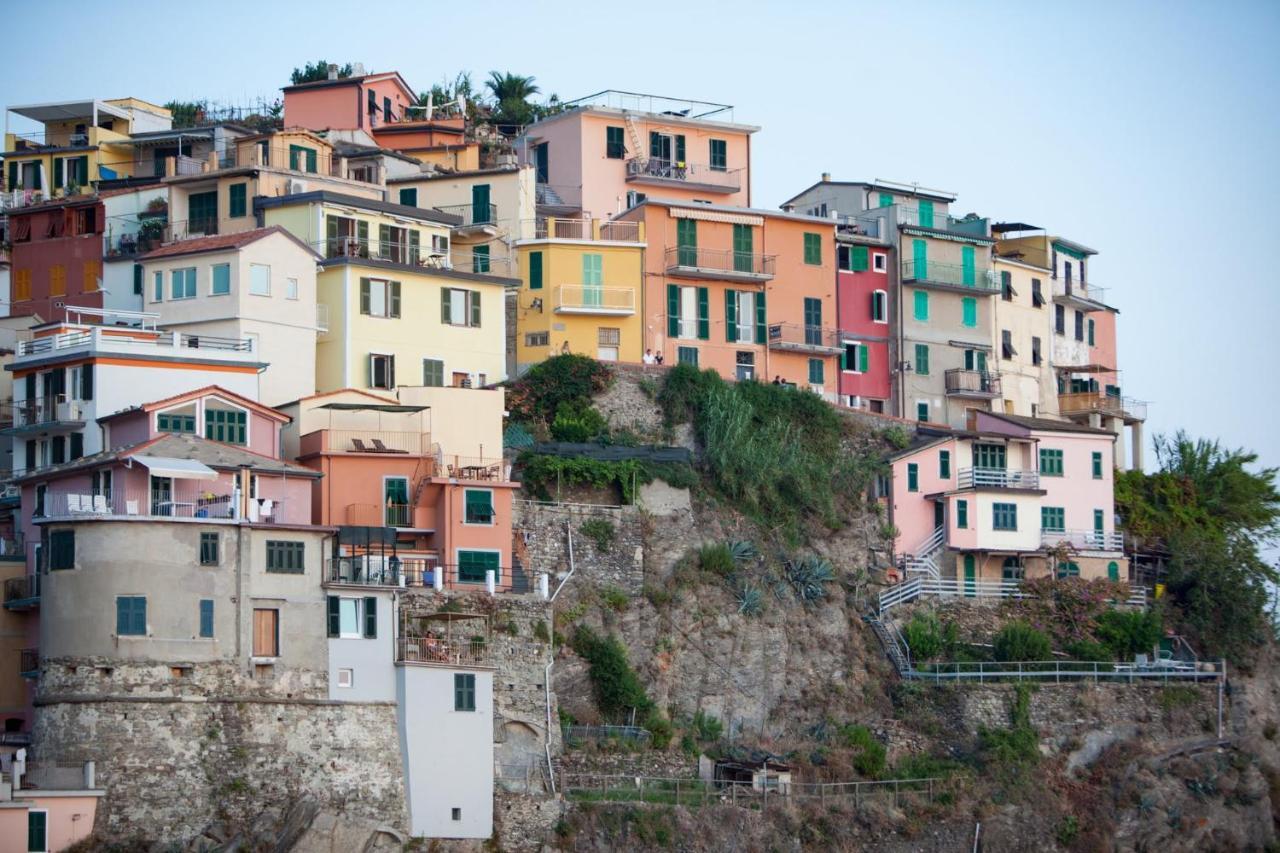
[559,773,942,810]
[561,724,652,746]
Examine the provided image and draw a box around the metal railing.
[625,158,742,192]
[433,203,497,227]
[905,658,1222,683]
[18,333,91,356]
[3,575,40,607]
[1058,392,1147,421]
[901,259,1000,291]
[944,368,1001,396]
[561,773,941,808]
[19,648,38,677]
[104,230,162,258]
[450,249,515,276]
[17,328,251,358]
[325,554,436,587]
[878,576,1147,614]
[956,467,1039,489]
[561,724,652,745]
[442,457,511,481]
[37,488,291,524]
[530,217,643,243]
[766,323,842,353]
[11,396,85,428]
[344,503,416,528]
[1051,278,1108,306]
[555,285,636,313]
[665,246,776,277]
[1041,529,1125,551]
[310,429,434,456]
[835,213,882,238]
[397,636,492,667]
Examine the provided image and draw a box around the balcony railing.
[956,467,1040,489]
[306,429,434,456]
[901,260,1000,292]
[555,285,636,314]
[325,554,439,587]
[1051,278,1109,307]
[1041,529,1125,552]
[345,503,417,528]
[529,217,643,243]
[442,456,511,482]
[37,488,290,524]
[450,249,515,276]
[836,214,882,239]
[434,203,497,227]
[20,648,38,677]
[212,144,379,183]
[104,230,163,258]
[11,396,86,429]
[944,368,1001,397]
[625,158,742,192]
[766,323,843,354]
[1058,392,1147,422]
[397,636,493,667]
[3,575,40,609]
[665,246,776,279]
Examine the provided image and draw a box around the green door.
[677,219,697,266]
[803,297,822,345]
[582,253,603,306]
[384,478,409,527]
[733,224,753,273]
[534,143,548,183]
[1107,561,1120,582]
[962,246,975,286]
[189,190,218,235]
[963,555,975,597]
[918,199,934,228]
[471,184,491,224]
[912,239,927,281]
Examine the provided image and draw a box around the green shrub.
[571,625,652,720]
[1065,638,1112,662]
[691,709,723,742]
[837,724,886,778]
[550,400,608,442]
[1095,609,1163,660]
[993,621,1051,662]
[601,586,629,612]
[644,711,673,749]
[979,685,1040,770]
[533,620,550,642]
[784,554,835,603]
[735,582,764,617]
[697,543,736,576]
[904,612,944,661]
[882,425,912,450]
[1056,815,1079,845]
[679,733,698,756]
[580,518,616,552]
[507,354,612,426]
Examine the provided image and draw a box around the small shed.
[700,754,792,794]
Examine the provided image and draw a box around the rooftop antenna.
[406,94,467,122]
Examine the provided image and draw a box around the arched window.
[1107,561,1120,582]
[1056,561,1081,580]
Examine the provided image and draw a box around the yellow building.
[315,255,513,393]
[3,97,172,199]
[514,217,645,372]
[992,254,1058,418]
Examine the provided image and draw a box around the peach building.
[617,200,840,396]
[519,91,757,220]
[0,759,103,853]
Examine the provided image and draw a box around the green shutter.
[675,134,686,163]
[75,155,88,184]
[389,281,401,318]
[913,290,928,321]
[408,229,420,264]
[54,157,64,189]
[441,288,451,323]
[6,161,16,191]
[852,245,869,271]
[878,192,893,208]
[1087,319,1095,346]
[1094,509,1105,534]
[360,278,371,314]
[724,289,737,342]
[529,251,543,290]
[667,284,680,337]
[915,343,929,376]
[755,290,767,344]
[229,183,246,217]
[808,358,824,384]
[677,219,697,266]
[1092,452,1103,478]
[733,224,753,272]
[356,220,369,253]
[962,245,975,286]
[962,297,977,327]
[907,463,918,492]
[912,239,927,280]
[364,596,377,638]
[803,233,821,265]
[918,199,934,228]
[472,244,490,273]
[939,450,950,479]
[472,184,491,223]
[858,344,869,373]
[1107,561,1120,582]
[28,810,47,852]
[327,595,340,637]
[470,290,481,326]
[399,187,418,206]
[696,287,709,339]
[957,500,968,529]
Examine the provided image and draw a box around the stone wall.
[34,665,405,845]
[515,500,645,595]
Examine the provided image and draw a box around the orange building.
[282,391,521,591]
[617,200,840,396]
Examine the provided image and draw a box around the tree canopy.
[290,60,354,85]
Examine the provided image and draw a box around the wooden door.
[253,608,279,657]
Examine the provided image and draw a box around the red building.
[6,195,105,322]
[835,228,893,411]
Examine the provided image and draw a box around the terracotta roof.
[138,225,321,261]
[99,385,292,424]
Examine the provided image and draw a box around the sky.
[4,0,1279,477]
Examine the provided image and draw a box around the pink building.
[835,231,893,410]
[519,91,757,220]
[0,759,103,852]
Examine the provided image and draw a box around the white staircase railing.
[898,526,945,579]
[878,577,1148,615]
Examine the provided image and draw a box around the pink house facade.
[835,232,892,410]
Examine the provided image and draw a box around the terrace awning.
[131,455,218,480]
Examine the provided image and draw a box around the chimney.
[821,172,831,182]
[327,64,339,81]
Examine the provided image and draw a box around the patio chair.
[350,438,370,452]
[64,495,83,514]
[126,500,139,515]
[92,495,108,514]
[371,438,408,454]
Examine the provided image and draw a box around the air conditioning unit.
[286,179,306,195]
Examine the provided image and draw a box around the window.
[205,409,246,444]
[957,500,968,528]
[14,269,32,301]
[153,270,163,302]
[842,342,868,373]
[360,278,401,318]
[732,224,754,273]
[1031,336,1042,366]
[1087,318,1095,346]
[116,596,146,636]
[265,540,305,573]
[48,530,75,570]
[668,284,708,340]
[962,297,977,328]
[803,232,822,265]
[199,599,214,638]
[441,288,481,327]
[913,290,929,321]
[27,810,47,853]
[452,808,463,821]
[871,290,887,323]
[398,187,419,207]
[873,252,886,272]
[92,469,111,501]
[597,327,621,361]
[170,267,196,300]
[914,343,929,376]
[50,265,66,297]
[1054,304,1065,335]
[1001,329,1016,359]
[907,463,919,492]
[336,668,354,688]
[803,298,823,345]
[423,358,444,386]
[878,192,893,208]
[253,608,279,657]
[709,138,727,170]
[458,550,500,584]
[939,450,951,479]
[1041,506,1065,531]
[286,277,299,300]
[464,489,495,525]
[370,354,395,389]
[1056,562,1081,579]
[1001,270,1013,301]
[524,332,549,347]
[916,401,929,422]
[918,200,935,228]
[528,250,543,290]
[1002,557,1024,581]
[846,245,869,272]
[229,183,247,218]
[992,503,1018,531]
[249,264,270,296]
[808,358,824,385]
[471,244,490,273]
[1074,310,1084,342]
[974,443,1006,469]
[1040,448,1064,476]
[211,263,230,295]
[1094,508,1105,534]
[1092,451,1104,479]
[1031,278,1044,307]
[158,413,196,434]
[288,144,318,173]
[81,259,101,293]
[605,126,625,159]
[677,346,699,366]
[455,673,477,711]
[200,532,220,565]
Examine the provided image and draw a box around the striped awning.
[671,207,763,226]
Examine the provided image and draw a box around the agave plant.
[735,582,764,617]
[727,540,758,564]
[784,555,835,604]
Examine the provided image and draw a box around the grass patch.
[580,518,617,552]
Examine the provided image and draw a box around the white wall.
[327,589,396,702]
[397,665,493,839]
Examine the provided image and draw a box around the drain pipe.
[550,519,575,602]
[544,520,576,794]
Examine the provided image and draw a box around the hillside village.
[0,63,1276,851]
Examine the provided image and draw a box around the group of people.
[641,349,665,365]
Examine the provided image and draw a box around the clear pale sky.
[4,0,1278,474]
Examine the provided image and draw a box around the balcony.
[3,575,40,610]
[345,503,423,529]
[434,203,498,231]
[555,285,636,315]
[104,229,163,259]
[1051,278,1109,310]
[16,326,254,361]
[8,396,86,433]
[665,246,775,282]
[945,368,1001,399]
[1042,529,1125,552]
[325,553,440,587]
[766,324,843,355]
[956,467,1040,490]
[20,648,38,679]
[442,456,511,482]
[901,259,1001,293]
[1058,392,1147,423]
[625,158,742,193]
[529,216,643,243]
[36,487,292,524]
[302,429,434,456]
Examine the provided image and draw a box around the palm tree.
[484,72,539,104]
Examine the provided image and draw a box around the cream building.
[991,255,1058,418]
